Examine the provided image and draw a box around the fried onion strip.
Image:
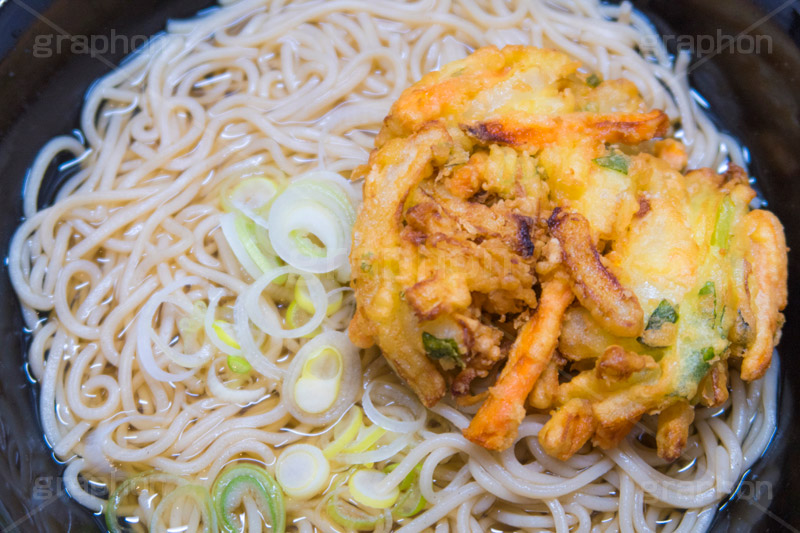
[695,360,729,408]
[538,398,597,461]
[349,125,454,406]
[548,209,643,337]
[740,210,788,380]
[656,400,695,462]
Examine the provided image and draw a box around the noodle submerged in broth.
[8,0,783,532]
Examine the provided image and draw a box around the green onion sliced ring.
[349,469,400,509]
[150,484,217,533]
[327,489,385,530]
[207,356,265,404]
[383,463,423,492]
[343,424,387,455]
[242,266,328,339]
[212,463,286,533]
[323,406,364,459]
[293,346,344,414]
[267,171,359,277]
[284,330,362,425]
[105,471,188,533]
[227,355,251,374]
[383,463,426,518]
[275,444,330,500]
[220,212,282,281]
[393,481,426,518]
[223,177,279,228]
[337,432,411,466]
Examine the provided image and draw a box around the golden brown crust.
[694,361,729,408]
[464,110,669,150]
[528,352,565,410]
[348,125,453,406]
[595,345,658,384]
[740,209,788,380]
[548,209,644,337]
[350,118,548,406]
[656,401,695,462]
[349,44,789,463]
[463,277,574,450]
[538,398,597,461]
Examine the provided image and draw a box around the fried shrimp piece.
[377,45,667,149]
[376,46,582,144]
[463,277,574,450]
[548,208,643,337]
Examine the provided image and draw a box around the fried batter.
[548,209,643,337]
[543,160,787,461]
[538,398,597,461]
[656,401,695,462]
[349,45,788,461]
[349,119,547,405]
[463,277,574,450]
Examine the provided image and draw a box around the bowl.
[0,0,797,530]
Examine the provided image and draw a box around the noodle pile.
[8,0,778,531]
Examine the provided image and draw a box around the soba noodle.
[8,0,778,531]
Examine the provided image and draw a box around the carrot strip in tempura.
[463,277,574,450]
